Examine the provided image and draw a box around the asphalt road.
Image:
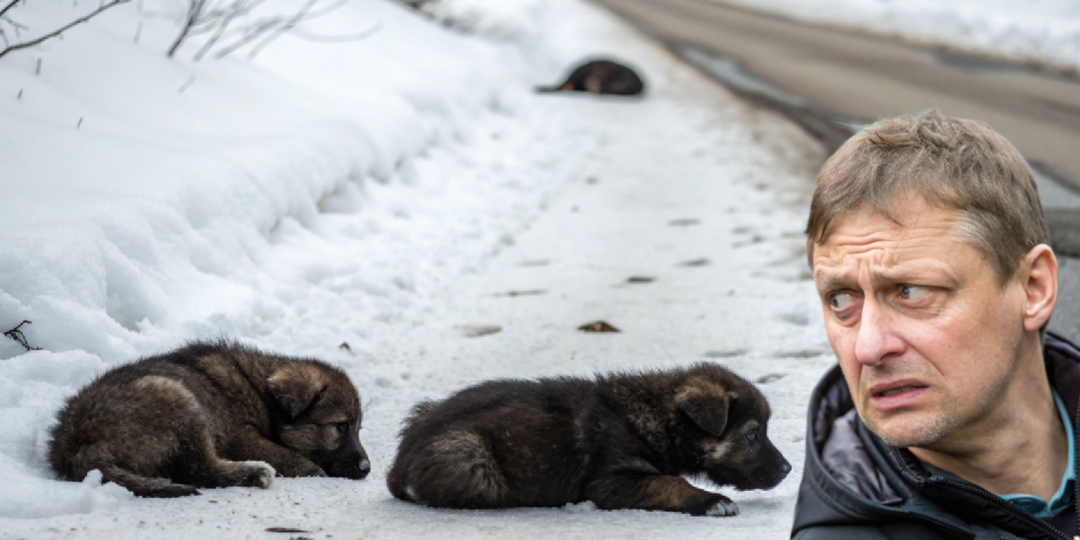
[590,0,1080,339]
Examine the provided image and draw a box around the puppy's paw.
[145,484,201,498]
[238,461,275,489]
[705,496,739,517]
[290,461,328,478]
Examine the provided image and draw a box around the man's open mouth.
[869,380,928,400]
[878,386,914,397]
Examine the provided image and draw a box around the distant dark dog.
[48,341,370,498]
[387,363,789,516]
[537,59,645,96]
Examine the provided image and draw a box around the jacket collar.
[795,332,1080,539]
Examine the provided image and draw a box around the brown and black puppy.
[387,363,789,516]
[536,59,645,96]
[48,341,369,498]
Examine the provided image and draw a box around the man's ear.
[267,364,327,420]
[676,380,732,436]
[1021,244,1058,333]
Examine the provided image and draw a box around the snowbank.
[0,0,828,536]
[0,0,604,518]
[719,0,1080,75]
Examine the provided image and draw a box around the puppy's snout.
[781,461,792,475]
[325,450,370,480]
[341,457,370,480]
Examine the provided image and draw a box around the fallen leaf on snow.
[668,218,700,226]
[703,349,747,358]
[496,289,546,297]
[679,258,710,267]
[578,321,620,333]
[755,373,786,384]
[457,325,502,338]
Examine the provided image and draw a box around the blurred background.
[591,0,1080,337]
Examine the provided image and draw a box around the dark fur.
[48,341,370,498]
[537,59,645,96]
[387,363,789,516]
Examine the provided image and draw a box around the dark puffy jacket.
[791,332,1080,540]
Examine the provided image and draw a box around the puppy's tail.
[535,82,573,94]
[386,462,415,502]
[387,430,509,508]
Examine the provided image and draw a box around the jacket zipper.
[929,475,1070,540]
[1073,398,1079,540]
[888,444,1064,539]
[911,395,1080,540]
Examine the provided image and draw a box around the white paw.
[242,460,276,489]
[705,498,739,517]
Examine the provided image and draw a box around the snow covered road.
[1,0,830,537]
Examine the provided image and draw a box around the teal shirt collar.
[1000,388,1076,519]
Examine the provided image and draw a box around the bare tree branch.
[208,16,275,59]
[192,0,265,61]
[299,0,349,20]
[0,0,131,60]
[288,21,381,44]
[0,1,20,21]
[1,3,30,48]
[170,0,363,62]
[244,0,317,59]
[3,320,41,352]
[167,0,207,57]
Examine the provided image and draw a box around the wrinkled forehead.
[810,210,990,297]
[809,198,972,268]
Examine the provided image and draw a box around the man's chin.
[862,410,952,448]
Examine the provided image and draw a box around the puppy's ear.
[268,364,327,420]
[677,381,731,436]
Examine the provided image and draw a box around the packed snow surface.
[0,0,828,538]
[720,0,1080,74]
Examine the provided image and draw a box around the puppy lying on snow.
[388,363,790,516]
[48,341,370,497]
[536,59,646,96]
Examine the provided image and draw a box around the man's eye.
[899,285,930,300]
[829,292,853,310]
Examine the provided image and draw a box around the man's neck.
[909,342,1068,501]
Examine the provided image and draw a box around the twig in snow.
[285,21,381,45]
[178,75,196,92]
[191,0,265,61]
[3,320,42,351]
[168,0,371,61]
[0,1,20,20]
[242,0,318,59]
[0,0,132,60]
[247,0,382,58]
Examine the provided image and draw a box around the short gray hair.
[806,110,1048,285]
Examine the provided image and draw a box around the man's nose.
[854,299,903,366]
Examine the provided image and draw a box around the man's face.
[812,195,1028,447]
